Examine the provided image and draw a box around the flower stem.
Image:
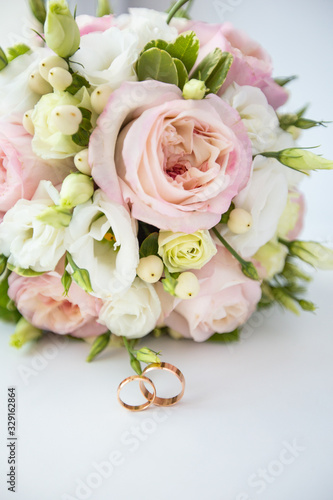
[166,0,192,24]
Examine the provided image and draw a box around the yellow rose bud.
[44,0,80,58]
[158,230,217,273]
[59,173,94,208]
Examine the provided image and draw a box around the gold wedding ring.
[139,362,185,407]
[117,375,156,412]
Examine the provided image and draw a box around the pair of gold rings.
[117,362,185,412]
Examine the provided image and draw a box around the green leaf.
[274,75,297,87]
[7,263,44,277]
[0,47,8,71]
[173,58,189,90]
[28,0,46,24]
[0,306,21,323]
[165,31,199,72]
[139,232,159,258]
[79,107,92,121]
[136,48,178,85]
[86,331,111,362]
[66,73,91,96]
[0,277,21,323]
[140,39,169,54]
[207,329,240,343]
[192,49,233,94]
[72,128,90,147]
[0,254,7,275]
[7,44,30,62]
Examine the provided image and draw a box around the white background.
[0,1,333,500]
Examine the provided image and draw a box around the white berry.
[175,272,200,299]
[39,56,68,81]
[23,110,34,135]
[227,208,253,234]
[28,71,53,95]
[74,149,91,175]
[91,85,113,115]
[49,105,82,135]
[48,67,73,91]
[137,255,164,284]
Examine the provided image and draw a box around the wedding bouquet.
[1,0,332,407]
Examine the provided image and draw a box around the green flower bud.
[44,0,80,58]
[0,254,7,275]
[254,240,288,280]
[130,357,142,376]
[158,230,216,273]
[136,347,161,364]
[86,331,110,362]
[183,79,206,100]
[287,240,333,270]
[96,0,113,17]
[59,173,94,209]
[37,205,72,228]
[29,0,47,24]
[261,148,333,172]
[9,317,42,348]
[298,299,317,312]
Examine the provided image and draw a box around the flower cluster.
[0,0,332,371]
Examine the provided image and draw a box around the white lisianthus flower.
[158,230,217,273]
[0,180,66,272]
[31,87,94,159]
[98,278,162,339]
[67,189,139,299]
[0,48,51,118]
[221,83,279,154]
[218,156,289,259]
[115,8,178,51]
[71,28,139,88]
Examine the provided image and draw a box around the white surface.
[1,1,333,500]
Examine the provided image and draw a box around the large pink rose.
[183,21,288,109]
[164,246,262,341]
[76,15,114,36]
[8,271,107,338]
[90,81,252,233]
[0,120,72,220]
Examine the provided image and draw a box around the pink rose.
[8,270,107,338]
[90,81,252,232]
[183,21,288,109]
[164,247,262,341]
[76,15,114,36]
[0,120,72,220]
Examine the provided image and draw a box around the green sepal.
[220,202,235,224]
[162,267,179,296]
[65,73,91,96]
[7,263,44,277]
[192,49,233,94]
[274,75,297,87]
[0,47,8,71]
[61,269,72,296]
[165,31,199,73]
[7,44,30,62]
[139,232,159,258]
[207,329,240,343]
[86,331,111,362]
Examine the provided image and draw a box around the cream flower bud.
[91,85,113,115]
[183,79,206,100]
[39,55,68,80]
[49,105,82,135]
[23,110,35,135]
[175,272,200,299]
[59,173,94,208]
[44,0,80,58]
[48,67,73,91]
[227,208,253,234]
[136,255,164,283]
[28,70,53,95]
[74,149,91,175]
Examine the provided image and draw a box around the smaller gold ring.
[139,362,185,407]
[117,375,156,412]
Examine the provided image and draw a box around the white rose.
[115,8,178,51]
[98,278,162,339]
[0,48,50,118]
[0,180,66,272]
[222,83,279,154]
[71,28,139,88]
[218,156,288,259]
[67,189,139,299]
